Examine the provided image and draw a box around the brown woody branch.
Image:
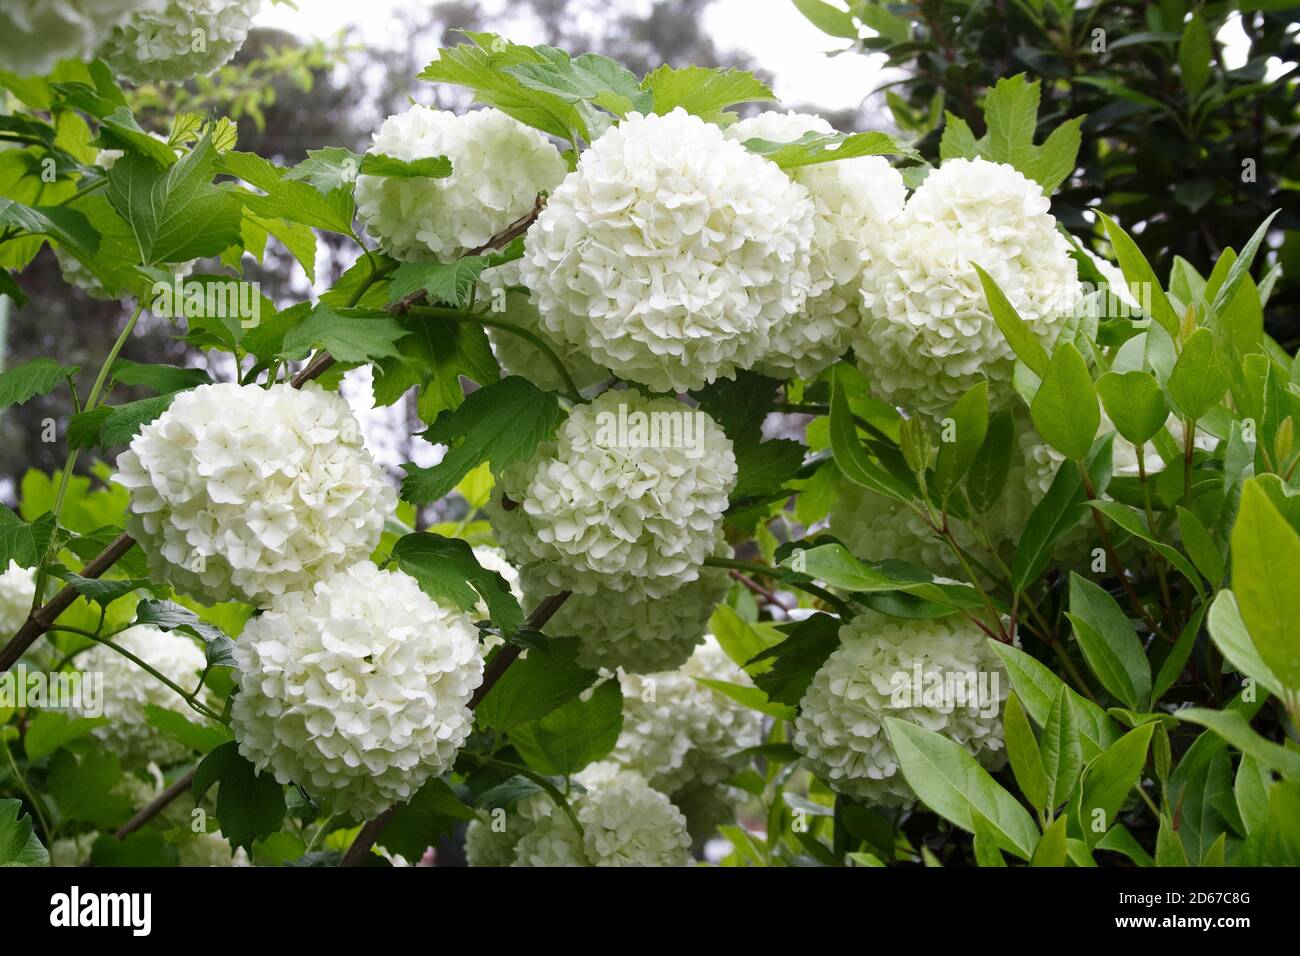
[114,767,197,841]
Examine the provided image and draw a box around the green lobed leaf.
[419,34,588,141]
[0,799,48,867]
[192,741,287,853]
[0,358,78,410]
[357,152,453,179]
[400,376,562,506]
[742,130,919,169]
[0,197,99,259]
[278,304,408,364]
[503,51,651,116]
[390,532,524,634]
[510,679,624,775]
[107,132,242,265]
[475,637,598,731]
[641,64,775,124]
[746,613,842,706]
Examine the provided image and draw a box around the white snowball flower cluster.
[610,636,765,793]
[50,832,99,868]
[539,561,730,674]
[855,158,1077,418]
[230,562,483,820]
[477,261,610,394]
[0,0,148,77]
[575,764,693,866]
[725,111,906,379]
[71,625,207,767]
[793,611,1010,807]
[521,108,816,393]
[468,763,692,867]
[113,382,395,606]
[488,389,737,600]
[97,0,263,85]
[0,560,36,639]
[512,809,590,867]
[356,106,567,262]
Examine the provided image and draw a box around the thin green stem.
[460,752,584,838]
[48,626,226,724]
[304,813,338,853]
[32,300,147,612]
[702,556,856,618]
[1,733,52,841]
[410,305,584,404]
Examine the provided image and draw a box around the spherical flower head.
[488,389,737,600]
[477,261,610,394]
[539,560,730,674]
[0,560,36,640]
[71,625,207,767]
[113,381,395,606]
[521,108,816,392]
[355,106,567,262]
[0,0,150,77]
[855,157,1077,417]
[466,791,556,867]
[98,0,262,85]
[793,611,1010,807]
[50,831,99,868]
[511,811,589,867]
[230,562,483,820]
[726,111,907,379]
[575,763,693,866]
[177,831,250,867]
[611,636,765,793]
